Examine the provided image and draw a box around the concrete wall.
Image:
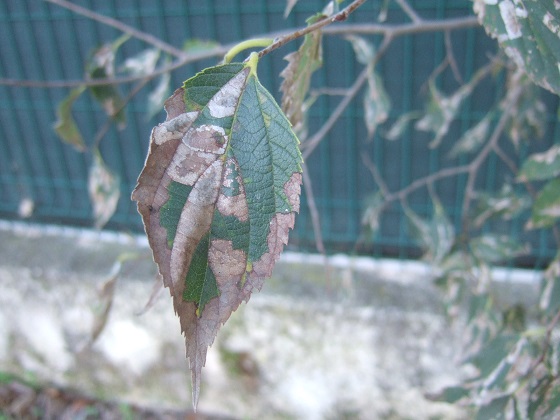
[1,222,539,419]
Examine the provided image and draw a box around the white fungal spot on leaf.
[207,70,249,118]
[499,0,522,39]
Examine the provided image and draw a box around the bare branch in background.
[395,0,423,23]
[44,0,185,58]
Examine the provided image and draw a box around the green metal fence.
[0,0,558,264]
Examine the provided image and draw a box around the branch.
[44,0,185,58]
[461,84,524,228]
[258,0,368,59]
[0,16,480,89]
[395,0,423,23]
[302,34,393,159]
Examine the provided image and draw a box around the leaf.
[146,71,171,120]
[528,375,560,419]
[131,54,303,408]
[346,36,391,138]
[472,184,531,228]
[384,111,420,140]
[448,114,492,159]
[280,13,324,138]
[87,35,129,127]
[346,34,375,65]
[527,178,560,229]
[470,235,527,263]
[88,151,120,229]
[404,196,454,265]
[476,395,511,420]
[363,72,391,138]
[182,39,220,54]
[506,70,546,148]
[53,86,87,151]
[473,0,560,95]
[119,48,160,76]
[518,144,560,181]
[284,0,299,18]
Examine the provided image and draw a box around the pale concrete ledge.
[0,221,541,419]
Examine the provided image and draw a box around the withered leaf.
[132,54,302,408]
[280,13,325,138]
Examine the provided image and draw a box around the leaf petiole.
[222,38,273,64]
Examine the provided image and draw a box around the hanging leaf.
[416,63,490,148]
[448,114,492,159]
[473,0,560,95]
[518,144,560,181]
[119,48,160,76]
[284,0,299,18]
[132,53,303,408]
[89,150,120,229]
[527,178,560,229]
[87,35,129,127]
[384,111,420,140]
[472,184,531,228]
[506,70,546,148]
[470,234,527,263]
[146,71,171,120]
[403,196,454,265]
[53,86,87,151]
[346,36,390,138]
[280,13,325,138]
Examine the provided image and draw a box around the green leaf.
[280,13,324,138]
[346,34,375,65]
[132,54,303,408]
[470,235,527,263]
[473,0,560,95]
[88,151,120,229]
[182,39,220,54]
[384,111,420,141]
[518,144,560,181]
[87,35,129,127]
[119,48,160,76]
[53,86,87,151]
[476,395,511,420]
[284,0,299,18]
[404,196,454,265]
[416,64,489,148]
[448,114,492,159]
[346,36,391,137]
[468,334,519,378]
[528,376,560,419]
[472,184,531,228]
[527,178,560,229]
[433,385,471,404]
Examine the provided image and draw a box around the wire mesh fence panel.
[0,0,557,264]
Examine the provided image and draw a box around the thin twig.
[0,16,480,89]
[301,162,326,255]
[461,85,524,229]
[45,0,185,58]
[258,0,367,59]
[445,30,463,84]
[361,154,389,197]
[92,78,151,150]
[395,0,423,23]
[302,34,393,159]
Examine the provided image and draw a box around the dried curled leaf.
[88,151,120,229]
[132,55,302,407]
[280,13,324,138]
